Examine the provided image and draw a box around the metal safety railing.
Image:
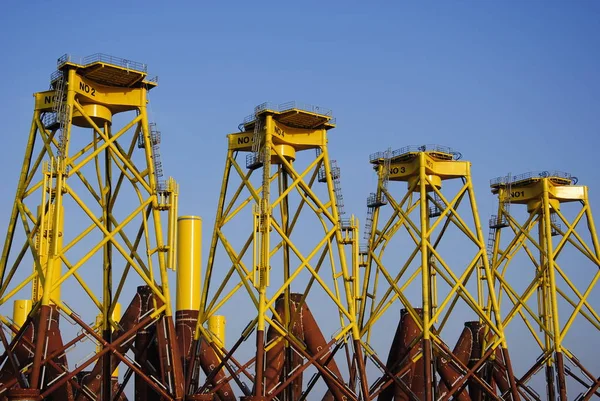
[369,144,461,163]
[242,101,334,125]
[56,53,148,73]
[490,171,577,186]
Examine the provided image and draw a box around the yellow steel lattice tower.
[489,171,600,400]
[190,102,367,401]
[360,145,520,401]
[0,54,182,401]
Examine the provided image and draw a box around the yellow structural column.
[541,178,568,400]
[208,315,226,348]
[12,299,32,330]
[418,152,433,401]
[176,216,202,311]
[33,205,64,303]
[255,114,273,397]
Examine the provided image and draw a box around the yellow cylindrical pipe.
[176,216,202,311]
[208,315,226,348]
[12,300,32,330]
[33,205,63,303]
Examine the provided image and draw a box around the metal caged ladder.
[52,73,70,158]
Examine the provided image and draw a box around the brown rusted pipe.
[378,309,405,401]
[0,321,95,396]
[44,312,171,401]
[368,348,421,401]
[353,339,370,401]
[255,329,266,396]
[466,322,484,401]
[500,347,520,401]
[490,347,510,399]
[268,336,340,400]
[176,309,198,378]
[29,304,50,388]
[155,316,185,399]
[437,344,502,401]
[287,294,345,401]
[263,294,305,397]
[0,318,34,387]
[198,337,237,401]
[76,286,144,401]
[42,306,74,401]
[393,309,422,401]
[6,306,74,400]
[555,352,567,401]
[437,323,474,401]
[423,338,433,401]
[264,323,285,395]
[134,286,160,401]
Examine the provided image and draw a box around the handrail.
[241,101,334,125]
[56,53,148,73]
[369,144,460,162]
[490,171,576,186]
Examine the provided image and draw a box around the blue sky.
[1,0,599,395]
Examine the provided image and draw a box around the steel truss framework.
[189,105,368,401]
[0,56,182,401]
[490,173,600,401]
[360,147,521,401]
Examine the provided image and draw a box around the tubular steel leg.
[423,338,433,401]
[546,365,556,401]
[437,323,473,401]
[255,329,266,397]
[353,339,370,401]
[29,304,50,388]
[103,328,112,401]
[555,352,567,401]
[500,347,520,401]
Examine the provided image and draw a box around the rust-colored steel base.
[261,293,347,401]
[186,395,214,401]
[378,308,422,401]
[6,388,40,401]
[176,309,198,376]
[196,336,236,401]
[0,306,74,401]
[134,286,161,401]
[379,314,520,401]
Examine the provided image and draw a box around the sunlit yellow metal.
[176,215,202,311]
[490,171,600,399]
[12,299,32,329]
[360,145,515,398]
[0,54,180,394]
[197,103,368,398]
[32,204,63,303]
[208,315,226,348]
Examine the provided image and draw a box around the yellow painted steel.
[197,102,368,398]
[176,215,202,311]
[32,204,63,303]
[489,171,600,399]
[360,145,514,397]
[208,315,226,348]
[0,54,181,394]
[12,299,32,329]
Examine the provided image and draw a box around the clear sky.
[0,0,599,395]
